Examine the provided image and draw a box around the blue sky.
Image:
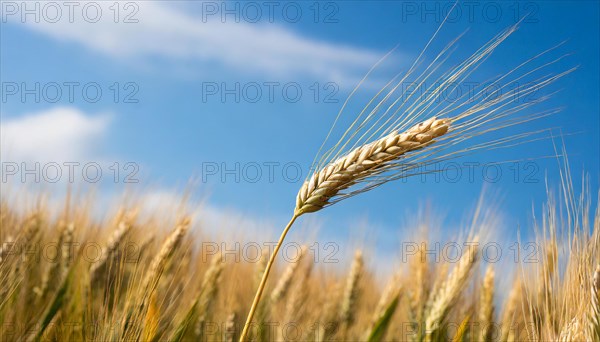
[1,1,598,268]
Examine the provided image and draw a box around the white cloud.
[15,2,380,81]
[0,107,111,163]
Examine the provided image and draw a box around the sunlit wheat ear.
[224,313,237,342]
[89,213,135,284]
[340,250,364,328]
[479,265,495,342]
[408,239,429,327]
[195,254,225,338]
[295,118,450,215]
[372,272,402,324]
[364,272,402,341]
[122,218,190,340]
[425,240,479,341]
[142,217,190,294]
[60,223,74,277]
[35,221,70,298]
[500,279,521,342]
[270,245,307,304]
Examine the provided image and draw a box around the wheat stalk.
[239,19,572,340]
[239,118,450,341]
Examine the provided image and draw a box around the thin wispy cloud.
[0,107,111,163]
[15,2,381,81]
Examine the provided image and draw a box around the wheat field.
[0,171,598,342]
[2,10,597,342]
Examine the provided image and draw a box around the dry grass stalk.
[589,264,600,340]
[559,316,588,342]
[479,265,495,342]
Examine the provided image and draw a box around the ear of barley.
[479,265,495,342]
[425,240,479,341]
